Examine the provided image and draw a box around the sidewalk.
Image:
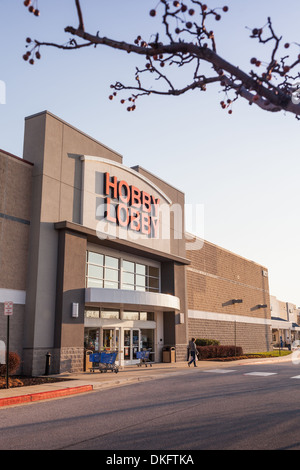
[0,354,293,408]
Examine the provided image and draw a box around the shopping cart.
[89,351,119,373]
[136,349,153,367]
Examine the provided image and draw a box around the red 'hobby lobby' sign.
[104,172,160,238]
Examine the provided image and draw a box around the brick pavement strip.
[0,385,93,407]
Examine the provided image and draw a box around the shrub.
[197,345,243,359]
[195,338,220,346]
[0,352,21,375]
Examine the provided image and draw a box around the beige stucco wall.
[22,111,125,374]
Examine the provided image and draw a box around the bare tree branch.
[75,0,85,31]
[22,1,300,117]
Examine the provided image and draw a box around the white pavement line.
[291,375,300,379]
[244,372,277,376]
[203,369,237,374]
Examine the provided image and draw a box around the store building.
[270,295,300,347]
[0,111,274,376]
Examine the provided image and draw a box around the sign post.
[4,301,13,389]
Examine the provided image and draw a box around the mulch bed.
[0,376,71,389]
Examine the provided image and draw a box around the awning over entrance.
[271,316,294,330]
[85,288,180,312]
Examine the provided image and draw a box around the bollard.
[45,352,51,375]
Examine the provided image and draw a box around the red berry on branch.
[149,9,156,17]
[223,6,229,12]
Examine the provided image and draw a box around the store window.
[86,251,160,293]
[122,261,160,292]
[141,329,154,351]
[85,308,120,319]
[123,311,154,321]
[84,328,99,351]
[86,252,119,289]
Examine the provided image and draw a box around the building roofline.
[185,231,269,270]
[131,165,185,196]
[25,110,123,160]
[0,148,34,166]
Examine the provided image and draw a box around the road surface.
[1,361,300,451]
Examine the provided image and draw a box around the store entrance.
[102,328,120,350]
[124,329,141,365]
[84,326,155,366]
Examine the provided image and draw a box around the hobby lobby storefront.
[20,111,189,375]
[0,111,272,376]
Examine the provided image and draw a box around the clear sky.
[1,0,300,306]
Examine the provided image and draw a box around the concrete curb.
[0,384,93,408]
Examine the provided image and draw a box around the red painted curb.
[0,385,93,407]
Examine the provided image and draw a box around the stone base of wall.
[22,348,60,376]
[59,347,84,373]
[22,347,84,376]
[188,318,272,354]
[175,343,189,362]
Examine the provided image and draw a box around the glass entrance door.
[124,329,141,364]
[101,328,120,364]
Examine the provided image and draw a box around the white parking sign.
[4,301,13,316]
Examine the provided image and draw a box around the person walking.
[188,338,198,367]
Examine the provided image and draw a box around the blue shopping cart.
[89,351,119,373]
[136,349,153,367]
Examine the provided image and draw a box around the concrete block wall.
[188,318,272,354]
[186,238,272,353]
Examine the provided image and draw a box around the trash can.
[84,350,93,371]
[162,346,175,363]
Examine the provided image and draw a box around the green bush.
[195,338,220,346]
[0,352,21,375]
[197,345,243,359]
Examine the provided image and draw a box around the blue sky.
[1,0,300,306]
